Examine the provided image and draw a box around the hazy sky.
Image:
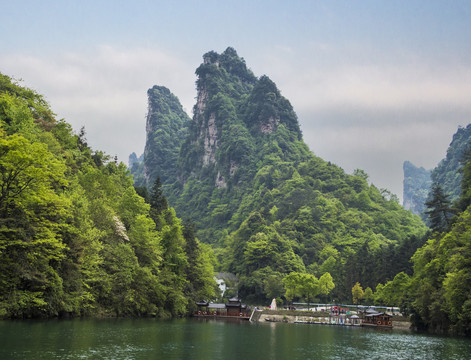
[1,0,471,200]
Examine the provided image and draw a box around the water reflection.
[0,318,470,359]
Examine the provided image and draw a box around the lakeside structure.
[195,300,398,328]
[194,297,251,320]
[262,304,394,328]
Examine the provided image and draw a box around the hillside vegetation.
[132,48,427,303]
[0,73,216,319]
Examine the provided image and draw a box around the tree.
[263,271,285,301]
[364,287,374,305]
[149,176,168,229]
[0,130,68,317]
[300,273,319,308]
[352,282,364,304]
[283,272,320,307]
[182,219,217,310]
[425,182,453,232]
[319,272,335,301]
[283,272,303,304]
[0,131,67,215]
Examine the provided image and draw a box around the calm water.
[1,318,470,360]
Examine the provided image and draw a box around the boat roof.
[365,312,391,317]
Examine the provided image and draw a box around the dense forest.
[404,148,471,335]
[0,73,216,319]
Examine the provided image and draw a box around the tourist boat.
[362,311,393,327]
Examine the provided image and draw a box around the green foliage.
[403,146,471,334]
[432,124,471,204]
[182,219,217,311]
[425,183,453,233]
[0,72,216,319]
[283,271,330,306]
[351,282,364,304]
[374,272,411,307]
[319,272,335,299]
[130,85,190,187]
[363,287,374,305]
[405,207,471,334]
[403,125,471,222]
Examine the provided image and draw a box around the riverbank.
[255,309,412,330]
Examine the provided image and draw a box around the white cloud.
[269,62,471,113]
[2,45,471,201]
[0,46,197,162]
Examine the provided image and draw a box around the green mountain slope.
[130,85,191,187]
[139,48,427,303]
[404,154,471,335]
[431,124,471,201]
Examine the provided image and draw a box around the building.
[195,297,250,319]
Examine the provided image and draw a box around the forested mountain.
[403,161,432,216]
[0,73,216,319]
[431,124,471,201]
[137,85,191,187]
[403,124,471,221]
[135,47,427,303]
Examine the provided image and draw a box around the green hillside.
[0,73,216,319]
[137,48,427,303]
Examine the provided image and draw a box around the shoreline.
[254,310,412,331]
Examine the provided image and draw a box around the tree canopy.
[0,73,216,319]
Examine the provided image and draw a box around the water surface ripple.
[1,318,470,359]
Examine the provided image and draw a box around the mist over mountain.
[403,161,432,217]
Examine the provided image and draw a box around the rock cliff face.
[134,48,308,193]
[177,49,307,189]
[177,48,258,185]
[130,85,190,187]
[158,47,313,240]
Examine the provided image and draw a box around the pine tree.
[425,183,453,233]
[149,177,168,225]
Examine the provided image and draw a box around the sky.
[1,0,471,201]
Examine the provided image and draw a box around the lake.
[1,318,470,359]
